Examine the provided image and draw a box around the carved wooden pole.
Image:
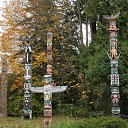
[22,37,33,119]
[43,30,53,128]
[0,56,8,117]
[105,13,120,115]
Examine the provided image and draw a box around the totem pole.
[22,38,33,119]
[42,31,52,127]
[105,13,120,115]
[30,31,67,127]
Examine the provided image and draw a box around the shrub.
[73,107,89,117]
[99,116,127,128]
[52,122,74,128]
[89,111,105,118]
[55,104,89,117]
[74,121,95,128]
[51,116,128,128]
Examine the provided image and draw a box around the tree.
[0,56,8,117]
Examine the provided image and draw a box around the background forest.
[0,0,128,117]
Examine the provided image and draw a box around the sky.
[0,1,4,16]
[0,0,9,35]
[0,1,4,36]
[0,0,4,7]
[0,1,4,34]
[0,0,10,19]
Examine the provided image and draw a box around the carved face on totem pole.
[110,35,117,59]
[110,31,117,38]
[47,42,52,51]
[25,41,32,64]
[111,48,117,59]
[110,21,116,29]
[44,108,52,117]
[111,74,119,86]
[47,65,52,74]
[43,75,52,84]
[111,92,119,106]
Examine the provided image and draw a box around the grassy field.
[0,116,75,128]
[1,116,128,128]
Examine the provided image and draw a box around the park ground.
[0,116,73,128]
[1,115,128,128]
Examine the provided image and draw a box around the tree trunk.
[77,0,84,47]
[0,57,8,117]
[90,21,97,42]
[86,16,88,46]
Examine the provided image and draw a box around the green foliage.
[54,104,89,117]
[8,95,23,116]
[31,94,43,117]
[99,117,127,128]
[77,43,111,113]
[52,116,128,128]
[118,40,128,114]
[7,74,23,116]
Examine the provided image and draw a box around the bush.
[51,116,128,128]
[74,121,95,128]
[52,122,74,128]
[99,116,127,128]
[83,116,127,128]
[55,104,89,117]
[89,111,105,118]
[73,107,89,117]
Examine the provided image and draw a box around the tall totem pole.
[43,30,53,127]
[29,30,67,127]
[43,30,67,127]
[105,13,120,115]
[22,38,33,119]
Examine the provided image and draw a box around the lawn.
[0,116,74,128]
[0,115,128,128]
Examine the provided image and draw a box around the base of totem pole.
[110,114,128,119]
[22,111,32,120]
[120,114,128,119]
[0,114,7,117]
[43,117,51,128]
[112,114,121,117]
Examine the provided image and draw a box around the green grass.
[0,116,75,128]
[0,116,128,128]
[0,117,42,128]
